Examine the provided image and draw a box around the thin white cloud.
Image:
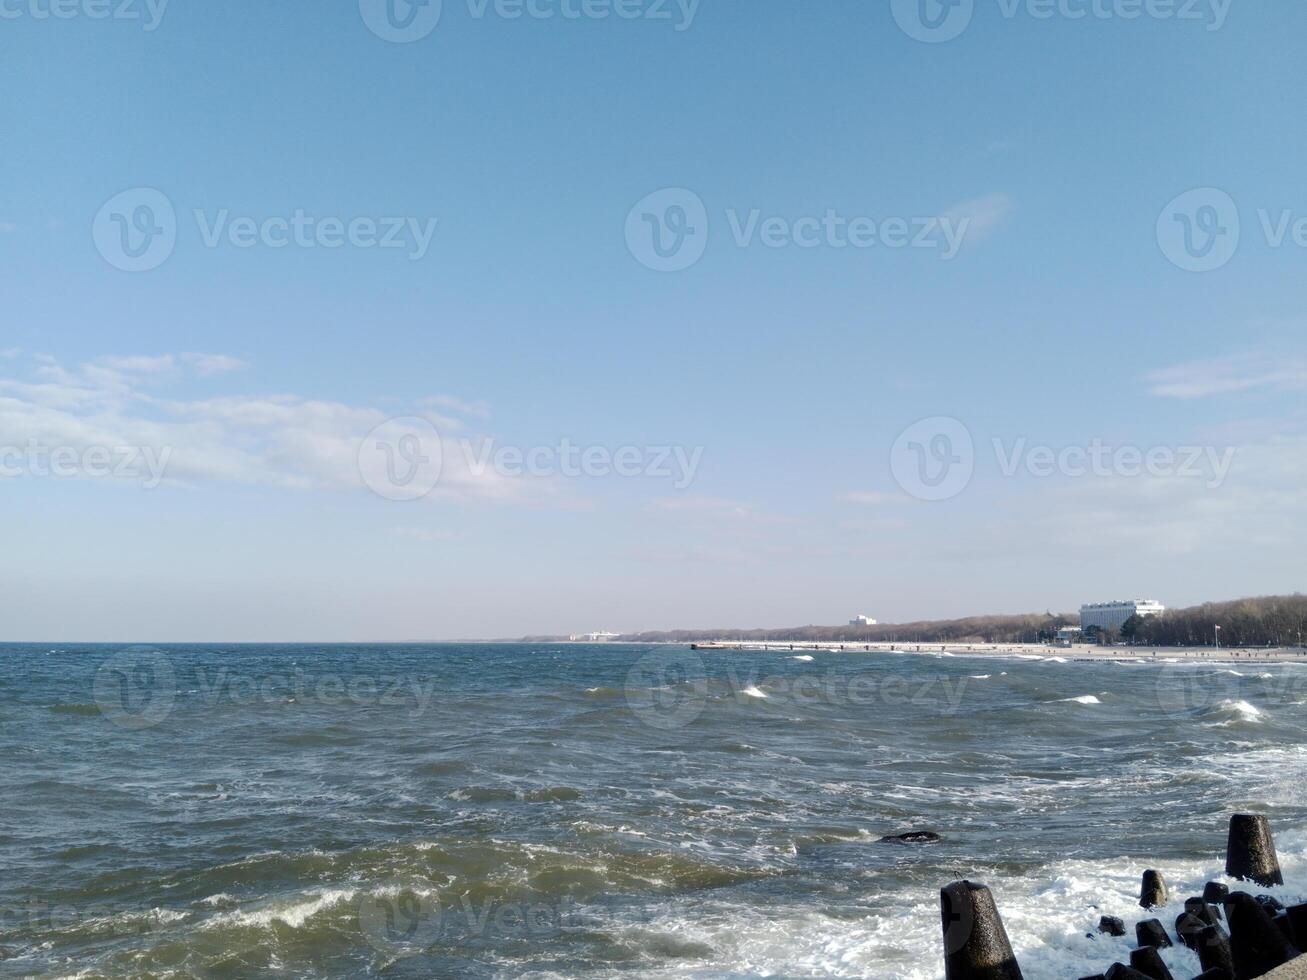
[421,394,490,418]
[1147,352,1307,400]
[391,526,461,543]
[942,193,1011,245]
[98,354,176,374]
[181,352,249,376]
[649,495,758,519]
[0,354,533,503]
[840,491,899,507]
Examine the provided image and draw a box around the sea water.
[1,643,1304,978]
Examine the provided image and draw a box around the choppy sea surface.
[2,642,1306,979]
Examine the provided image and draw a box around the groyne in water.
[942,815,1305,980]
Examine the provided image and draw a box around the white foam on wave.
[792,655,814,662]
[1045,657,1069,664]
[740,685,769,699]
[1202,699,1264,726]
[621,829,1307,979]
[1055,695,1101,705]
[204,888,357,931]
[970,675,991,680]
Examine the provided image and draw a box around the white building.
[1079,600,1165,633]
[849,615,877,626]
[579,631,620,642]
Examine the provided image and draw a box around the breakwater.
[943,815,1305,980]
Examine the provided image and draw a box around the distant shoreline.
[516,637,1307,664]
[672,640,1307,663]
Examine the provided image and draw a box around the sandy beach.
[690,639,1307,664]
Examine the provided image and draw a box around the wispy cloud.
[943,193,1011,245]
[1147,352,1307,399]
[181,352,249,376]
[840,491,899,507]
[98,354,176,374]
[391,526,461,543]
[0,222,17,233]
[421,394,490,418]
[0,354,530,503]
[649,495,759,519]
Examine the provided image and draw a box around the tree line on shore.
[1120,593,1307,648]
[560,594,1307,648]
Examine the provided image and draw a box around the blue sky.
[2,0,1305,640]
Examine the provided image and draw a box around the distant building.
[849,615,877,626]
[578,631,620,642]
[1079,600,1165,633]
[1055,626,1083,647]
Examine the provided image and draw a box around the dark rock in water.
[1256,894,1286,913]
[1136,919,1172,949]
[881,831,942,844]
[1225,891,1298,978]
[1192,970,1234,980]
[1099,916,1128,937]
[1273,911,1294,945]
[1195,924,1236,978]
[1104,964,1152,980]
[1140,870,1169,910]
[1226,814,1284,887]
[1077,975,1107,980]
[1185,898,1223,930]
[1129,946,1174,980]
[1204,882,1231,906]
[1286,903,1307,950]
[940,880,1025,980]
[1177,912,1209,950]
